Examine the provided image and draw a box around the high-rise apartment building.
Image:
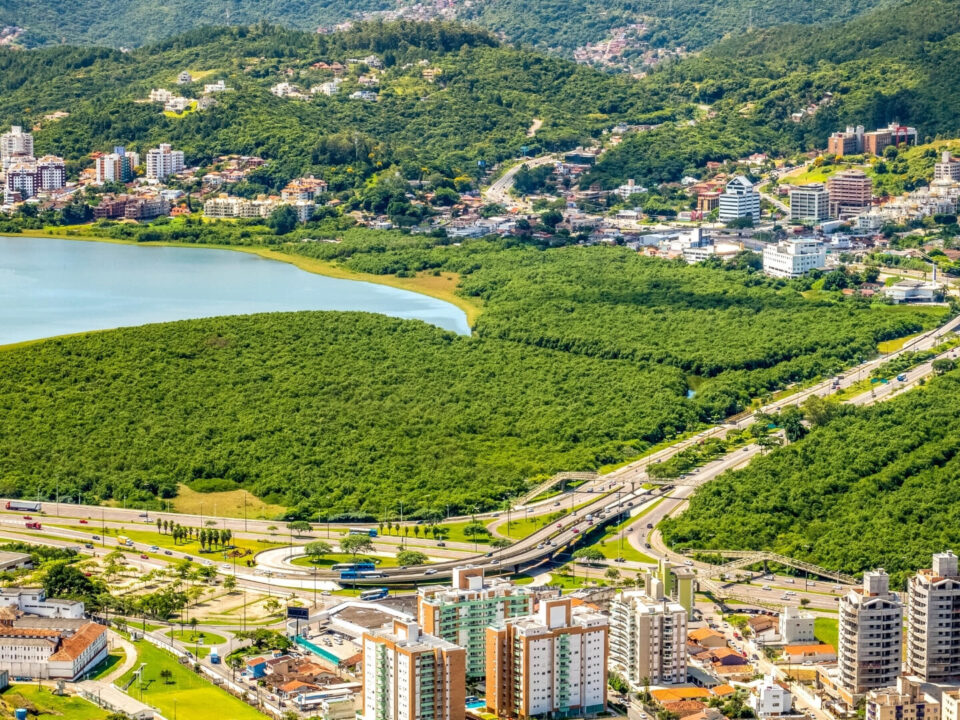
[934,151,960,182]
[486,597,607,720]
[837,569,903,698]
[906,552,960,682]
[418,566,532,680]
[1,126,34,169]
[655,559,695,620]
[95,149,138,184]
[36,156,66,191]
[145,143,184,180]
[609,578,687,687]
[362,619,465,720]
[4,162,38,202]
[718,176,761,224]
[865,677,938,720]
[828,170,873,219]
[790,183,831,223]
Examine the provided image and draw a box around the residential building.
[718,176,761,224]
[907,552,960,682]
[95,147,137,184]
[656,559,696,620]
[865,677,939,720]
[697,192,720,214]
[4,162,37,202]
[177,71,193,84]
[1,125,33,169]
[36,155,66,191]
[790,183,831,223]
[361,619,465,720]
[615,179,647,200]
[762,239,827,278]
[609,582,687,687]
[828,170,873,218]
[782,644,836,664]
[124,196,170,221]
[748,674,793,717]
[0,619,106,679]
[145,143,184,181]
[779,607,815,645]
[418,566,532,681]
[838,570,903,699]
[486,597,608,719]
[204,80,228,93]
[942,689,960,720]
[934,151,960,182]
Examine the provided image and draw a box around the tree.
[43,563,100,603]
[933,358,956,375]
[778,406,807,443]
[396,550,429,567]
[156,518,162,534]
[227,654,244,680]
[288,521,312,537]
[462,521,489,539]
[267,204,299,235]
[160,668,173,684]
[305,541,333,561]
[223,575,237,592]
[605,567,621,581]
[572,547,604,564]
[263,597,281,615]
[340,534,374,558]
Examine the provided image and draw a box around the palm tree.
[156,518,162,534]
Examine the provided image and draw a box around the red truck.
[25,522,41,530]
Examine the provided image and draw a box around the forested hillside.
[3,0,889,53]
[585,0,960,186]
[0,237,944,518]
[661,370,960,584]
[0,23,670,188]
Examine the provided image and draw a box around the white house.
[762,238,826,278]
[748,674,793,717]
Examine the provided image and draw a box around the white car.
[424,569,437,575]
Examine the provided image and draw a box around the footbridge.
[684,549,858,585]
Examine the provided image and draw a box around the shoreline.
[10,228,482,328]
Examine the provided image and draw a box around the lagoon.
[0,236,470,345]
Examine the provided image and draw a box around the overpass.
[517,472,599,505]
[685,549,857,585]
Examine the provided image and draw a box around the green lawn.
[86,648,126,681]
[815,617,839,648]
[0,686,109,719]
[430,519,494,545]
[290,552,400,568]
[502,510,566,539]
[165,629,227,646]
[119,640,265,720]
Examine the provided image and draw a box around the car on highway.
[436,541,446,547]
[92,535,100,540]
[536,544,545,550]
[22,515,31,519]
[614,557,626,563]
[897,373,908,382]
[149,545,159,551]
[762,585,771,591]
[79,519,88,524]
[83,543,94,549]
[784,578,795,584]
[140,554,149,559]
[424,569,438,575]
[490,559,499,565]
[164,550,173,555]
[572,527,580,534]
[484,552,492,558]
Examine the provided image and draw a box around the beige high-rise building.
[1,125,33,170]
[609,578,687,687]
[906,552,960,682]
[828,169,873,219]
[837,569,903,699]
[485,597,608,720]
[865,677,938,720]
[362,619,465,720]
[418,566,532,680]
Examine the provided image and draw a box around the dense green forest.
[661,370,960,584]
[2,0,888,53]
[0,23,670,187]
[0,236,945,518]
[584,0,960,186]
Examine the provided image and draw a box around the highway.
[482,154,557,210]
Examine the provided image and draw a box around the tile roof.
[652,688,711,703]
[784,643,835,655]
[49,622,106,662]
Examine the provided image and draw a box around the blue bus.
[360,588,389,601]
[340,570,387,580]
[332,562,376,572]
[349,527,378,537]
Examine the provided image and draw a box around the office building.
[780,607,815,645]
[790,184,831,223]
[145,143,184,180]
[837,570,903,698]
[827,124,918,156]
[362,619,465,720]
[762,239,827,278]
[907,552,960,682]
[934,152,960,182]
[828,170,873,218]
[1,125,33,169]
[36,156,66,191]
[865,677,938,720]
[718,176,761,224]
[418,566,532,680]
[486,597,608,720]
[609,581,687,687]
[828,126,865,157]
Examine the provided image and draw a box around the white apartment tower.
[145,143,184,180]
[36,156,66,191]
[1,126,34,170]
[362,619,465,720]
[934,151,960,182]
[609,578,688,687]
[907,552,960,682]
[418,566,532,680]
[762,238,827,278]
[790,183,831,223]
[486,597,608,720]
[838,569,903,698]
[718,175,761,223]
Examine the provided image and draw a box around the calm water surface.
[0,236,470,345]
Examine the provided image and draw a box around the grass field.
[290,552,400,568]
[877,332,923,354]
[169,484,286,519]
[815,617,839,648]
[87,525,286,558]
[431,519,495,545]
[585,498,664,564]
[87,649,126,681]
[0,686,108,719]
[165,629,228,646]
[119,640,265,720]
[502,510,566,539]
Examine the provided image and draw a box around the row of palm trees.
[377,521,451,540]
[156,518,233,550]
